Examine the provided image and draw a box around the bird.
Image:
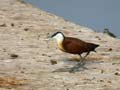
[50,32,99,72]
[103,28,116,38]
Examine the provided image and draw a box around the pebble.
[50,60,57,65]
[24,28,29,31]
[114,72,120,76]
[0,23,6,27]
[10,54,19,59]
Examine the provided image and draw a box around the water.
[25,0,120,38]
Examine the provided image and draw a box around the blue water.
[25,0,120,38]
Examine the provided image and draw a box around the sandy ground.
[0,0,120,90]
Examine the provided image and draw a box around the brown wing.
[62,37,88,54]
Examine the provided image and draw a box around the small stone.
[75,83,79,85]
[21,38,24,40]
[107,81,112,83]
[22,67,26,70]
[95,36,101,40]
[11,23,14,27]
[101,69,104,74]
[98,38,101,40]
[99,80,104,82]
[116,68,119,71]
[42,54,47,56]
[24,28,29,31]
[48,55,51,57]
[108,48,112,51]
[3,48,6,52]
[10,54,19,59]
[50,60,57,65]
[37,35,41,40]
[0,23,6,27]
[20,71,24,73]
[63,27,67,29]
[114,72,120,76]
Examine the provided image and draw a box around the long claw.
[69,61,86,73]
[69,54,88,73]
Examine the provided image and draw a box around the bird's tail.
[94,44,99,48]
[93,44,99,52]
[87,43,99,52]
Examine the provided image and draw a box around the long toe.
[68,55,87,73]
[77,61,85,66]
[69,62,87,73]
[69,66,80,73]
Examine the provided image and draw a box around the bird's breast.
[57,42,66,52]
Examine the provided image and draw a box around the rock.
[11,23,14,27]
[24,28,29,31]
[42,53,47,56]
[0,23,6,27]
[108,48,112,51]
[114,72,120,76]
[10,54,19,59]
[107,81,112,83]
[101,69,104,74]
[99,80,104,82]
[50,60,57,65]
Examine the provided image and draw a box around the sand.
[0,0,120,90]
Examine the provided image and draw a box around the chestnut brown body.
[62,37,99,55]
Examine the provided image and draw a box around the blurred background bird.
[103,28,116,38]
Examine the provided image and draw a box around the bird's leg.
[77,52,89,66]
[84,52,90,58]
[78,54,85,66]
[69,55,87,73]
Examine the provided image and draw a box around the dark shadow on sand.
[52,57,103,73]
[52,61,88,73]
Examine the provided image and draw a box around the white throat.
[53,33,64,44]
[52,32,65,51]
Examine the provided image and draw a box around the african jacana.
[51,32,99,71]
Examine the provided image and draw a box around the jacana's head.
[51,32,65,42]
